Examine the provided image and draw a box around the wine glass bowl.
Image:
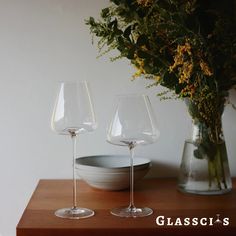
[107,94,160,217]
[107,94,159,146]
[51,81,96,219]
[51,81,96,135]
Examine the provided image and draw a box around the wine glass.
[51,81,97,219]
[107,94,160,217]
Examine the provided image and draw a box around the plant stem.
[217,143,228,189]
[213,155,222,190]
[208,160,212,188]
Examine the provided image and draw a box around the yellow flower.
[169,53,184,72]
[179,62,193,84]
[155,76,161,81]
[132,68,144,79]
[135,56,145,68]
[200,60,213,76]
[141,45,148,51]
[132,54,146,79]
[178,42,192,56]
[169,41,192,72]
[180,84,196,98]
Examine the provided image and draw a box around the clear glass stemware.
[107,94,160,217]
[51,81,97,219]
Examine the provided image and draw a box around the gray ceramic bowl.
[76,155,151,191]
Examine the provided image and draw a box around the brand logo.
[156,214,229,226]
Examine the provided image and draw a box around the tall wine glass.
[51,81,97,219]
[107,94,160,217]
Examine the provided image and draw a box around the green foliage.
[86,0,236,138]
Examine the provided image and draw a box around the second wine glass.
[107,94,160,217]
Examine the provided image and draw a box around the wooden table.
[17,178,236,236]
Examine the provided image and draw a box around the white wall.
[0,1,235,235]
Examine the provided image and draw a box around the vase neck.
[191,120,224,144]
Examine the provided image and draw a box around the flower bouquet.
[87,0,236,194]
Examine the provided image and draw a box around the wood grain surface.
[17,178,236,236]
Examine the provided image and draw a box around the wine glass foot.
[111,206,153,218]
[55,207,94,219]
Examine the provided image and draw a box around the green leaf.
[161,72,178,90]
[123,25,132,39]
[117,36,124,46]
[86,17,95,26]
[137,50,149,58]
[126,48,135,59]
[136,34,147,46]
[101,8,110,19]
[108,19,117,29]
[194,149,204,159]
[175,84,182,94]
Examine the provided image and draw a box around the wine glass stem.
[71,133,77,209]
[129,144,135,209]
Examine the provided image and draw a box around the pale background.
[0,0,235,235]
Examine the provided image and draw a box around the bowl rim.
[76,155,151,171]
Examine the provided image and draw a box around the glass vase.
[178,112,232,195]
